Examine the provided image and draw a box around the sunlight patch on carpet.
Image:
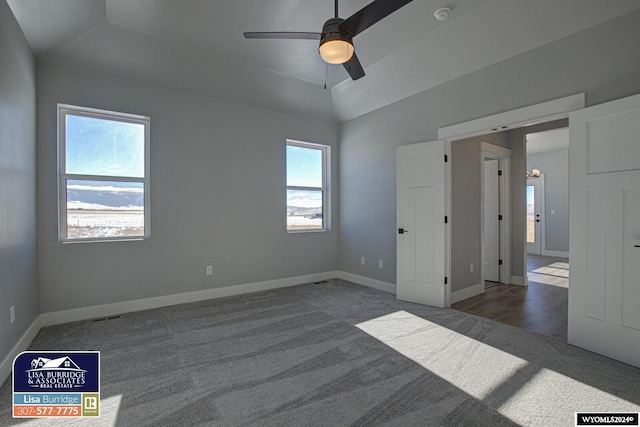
[356,310,639,426]
[498,368,640,424]
[356,310,529,402]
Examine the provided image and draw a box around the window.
[286,140,330,232]
[58,104,150,242]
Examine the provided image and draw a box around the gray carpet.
[1,279,638,426]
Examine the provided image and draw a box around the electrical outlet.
[361,257,365,265]
[470,263,474,273]
[10,306,15,324]
[378,260,383,269]
[206,266,213,276]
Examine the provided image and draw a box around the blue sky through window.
[286,145,322,187]
[66,115,145,177]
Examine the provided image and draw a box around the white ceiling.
[8,0,640,122]
[526,128,569,155]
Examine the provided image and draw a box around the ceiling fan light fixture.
[318,17,354,64]
[319,38,354,64]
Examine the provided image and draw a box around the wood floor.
[452,255,569,340]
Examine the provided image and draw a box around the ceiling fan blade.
[343,51,365,80]
[340,0,413,37]
[243,32,321,40]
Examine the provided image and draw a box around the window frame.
[58,104,151,243]
[286,139,331,233]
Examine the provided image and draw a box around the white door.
[397,140,447,308]
[569,94,640,368]
[484,159,500,283]
[526,176,544,255]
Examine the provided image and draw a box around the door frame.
[438,93,584,306]
[480,142,512,287]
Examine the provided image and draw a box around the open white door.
[569,94,640,368]
[397,140,447,308]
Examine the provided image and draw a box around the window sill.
[60,237,147,244]
[287,228,330,234]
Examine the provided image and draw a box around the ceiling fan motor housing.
[319,17,354,64]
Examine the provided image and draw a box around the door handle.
[398,228,408,234]
[634,244,640,248]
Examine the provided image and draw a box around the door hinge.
[444,276,448,285]
[499,259,503,265]
[498,214,503,221]
[444,154,448,163]
[498,170,503,176]
[445,215,448,224]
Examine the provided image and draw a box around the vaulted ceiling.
[8,0,640,122]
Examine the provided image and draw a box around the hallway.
[452,255,569,340]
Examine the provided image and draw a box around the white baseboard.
[451,283,484,304]
[511,275,528,286]
[0,316,42,388]
[2,270,393,386]
[40,271,340,327]
[337,272,396,294]
[542,250,569,258]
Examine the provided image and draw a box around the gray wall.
[451,138,481,292]
[527,149,569,253]
[37,63,339,312]
[0,0,38,367]
[339,10,640,287]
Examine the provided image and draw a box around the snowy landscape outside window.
[58,104,150,242]
[286,140,330,232]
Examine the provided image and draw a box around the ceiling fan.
[244,0,414,81]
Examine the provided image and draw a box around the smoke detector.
[434,7,451,21]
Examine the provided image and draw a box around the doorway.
[526,175,544,255]
[440,95,579,342]
[525,127,570,294]
[441,94,582,305]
